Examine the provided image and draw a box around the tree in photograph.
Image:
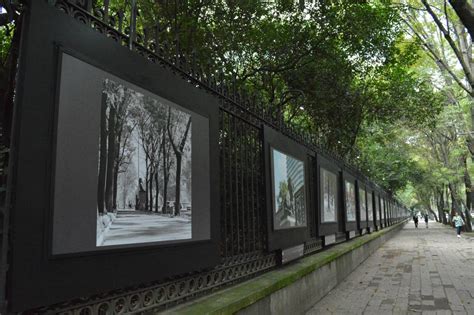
[161,127,174,214]
[167,107,191,216]
[112,88,137,209]
[287,177,295,219]
[105,100,117,212]
[114,129,136,208]
[135,101,160,211]
[277,181,290,219]
[100,79,138,212]
[97,93,108,214]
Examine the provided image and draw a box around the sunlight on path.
[306,222,474,314]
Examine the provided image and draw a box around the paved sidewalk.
[306,222,474,315]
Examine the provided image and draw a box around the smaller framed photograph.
[342,171,357,232]
[381,196,386,227]
[357,181,368,230]
[264,126,312,251]
[374,193,381,229]
[316,154,342,236]
[367,189,375,228]
[271,148,307,230]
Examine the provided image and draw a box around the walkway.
[307,222,474,314]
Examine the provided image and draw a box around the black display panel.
[52,53,211,254]
[264,126,312,251]
[8,1,219,311]
[316,155,341,236]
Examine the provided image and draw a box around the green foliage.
[95,0,437,154]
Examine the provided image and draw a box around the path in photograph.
[100,210,191,246]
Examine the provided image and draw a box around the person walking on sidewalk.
[413,215,418,228]
[453,212,464,238]
[424,213,429,228]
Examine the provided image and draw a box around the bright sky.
[272,148,287,207]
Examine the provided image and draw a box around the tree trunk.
[438,188,447,224]
[105,105,117,212]
[448,0,474,40]
[162,132,169,214]
[149,169,153,211]
[145,156,149,211]
[97,95,108,214]
[112,131,122,210]
[174,153,182,216]
[428,206,439,222]
[113,163,119,209]
[448,182,472,231]
[155,171,159,212]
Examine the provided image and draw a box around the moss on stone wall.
[164,221,407,315]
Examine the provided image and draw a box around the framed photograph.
[271,148,307,230]
[320,168,338,223]
[342,171,357,233]
[8,2,220,310]
[358,184,367,225]
[316,154,341,236]
[374,194,380,227]
[264,126,312,251]
[52,53,211,254]
[367,190,374,227]
[321,168,338,223]
[381,197,386,227]
[344,180,356,222]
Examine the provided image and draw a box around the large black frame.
[316,154,342,236]
[342,171,357,233]
[7,1,220,311]
[264,126,312,251]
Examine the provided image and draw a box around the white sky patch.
[272,149,288,207]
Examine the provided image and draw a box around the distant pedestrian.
[453,212,464,238]
[424,214,429,228]
[413,215,418,228]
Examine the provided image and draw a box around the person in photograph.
[424,213,429,228]
[413,215,418,228]
[453,212,464,238]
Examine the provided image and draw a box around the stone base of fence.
[163,220,408,315]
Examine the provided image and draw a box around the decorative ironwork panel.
[220,110,266,257]
[33,252,276,314]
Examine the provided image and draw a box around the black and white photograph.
[345,180,356,222]
[271,148,307,229]
[375,196,380,220]
[381,198,386,220]
[96,79,192,247]
[359,188,367,221]
[367,192,374,221]
[321,168,337,222]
